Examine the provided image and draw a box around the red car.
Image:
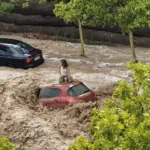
[38,81,96,108]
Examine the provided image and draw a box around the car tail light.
[26,58,31,63]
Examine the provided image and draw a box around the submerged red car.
[38,81,96,108]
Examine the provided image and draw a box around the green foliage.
[23,0,47,8]
[69,137,93,150]
[0,136,15,150]
[69,62,150,150]
[75,0,150,33]
[22,0,30,8]
[0,136,29,150]
[54,0,87,56]
[0,0,19,16]
[54,0,88,24]
[116,0,150,33]
[53,0,150,61]
[16,147,28,150]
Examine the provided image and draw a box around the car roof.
[40,81,82,90]
[0,43,14,47]
[0,38,22,44]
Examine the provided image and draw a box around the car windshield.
[39,88,60,98]
[68,83,90,97]
[9,45,28,54]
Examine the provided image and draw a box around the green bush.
[0,0,19,16]
[0,137,28,150]
[0,136,15,150]
[69,62,150,150]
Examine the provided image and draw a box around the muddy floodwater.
[0,33,150,150]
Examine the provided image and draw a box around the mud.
[0,75,112,150]
[0,33,150,149]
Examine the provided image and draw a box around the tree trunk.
[78,19,85,57]
[129,31,138,63]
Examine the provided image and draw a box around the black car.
[0,38,44,69]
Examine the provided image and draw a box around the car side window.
[0,46,6,56]
[68,83,90,97]
[0,50,6,56]
[0,45,12,56]
[5,50,12,56]
[5,47,12,56]
[39,88,60,99]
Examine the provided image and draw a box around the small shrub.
[0,136,15,150]
[16,147,27,150]
[0,136,29,150]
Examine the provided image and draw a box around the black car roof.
[0,38,21,44]
[0,43,14,47]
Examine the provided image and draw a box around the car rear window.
[39,88,60,98]
[10,45,28,54]
[19,42,33,51]
[68,83,90,97]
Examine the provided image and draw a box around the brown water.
[0,33,150,150]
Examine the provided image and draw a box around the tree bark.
[129,31,138,63]
[78,19,85,57]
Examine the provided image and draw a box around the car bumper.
[24,58,44,69]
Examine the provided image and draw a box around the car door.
[39,87,61,108]
[56,89,73,108]
[4,46,14,64]
[0,45,7,66]
[67,82,95,102]
[5,46,22,67]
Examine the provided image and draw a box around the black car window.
[0,49,5,56]
[68,83,90,97]
[16,42,33,52]
[21,42,33,51]
[5,50,12,56]
[39,88,60,98]
[4,47,12,56]
[0,45,6,56]
[10,45,28,54]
